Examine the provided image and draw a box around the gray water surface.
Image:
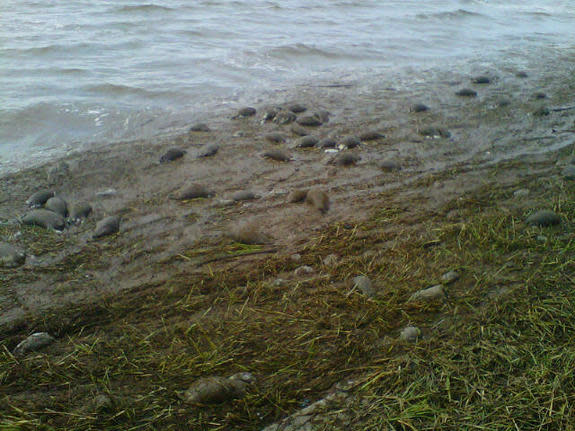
[1,0,575,173]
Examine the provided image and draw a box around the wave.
[116,4,174,13]
[265,43,362,61]
[416,9,486,21]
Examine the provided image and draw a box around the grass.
[1,161,575,430]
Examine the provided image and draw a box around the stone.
[516,71,528,78]
[359,130,384,141]
[400,326,420,343]
[411,103,429,113]
[262,108,280,122]
[92,216,120,239]
[231,190,257,201]
[291,124,309,136]
[305,189,330,213]
[297,113,323,127]
[526,210,561,227]
[264,133,286,144]
[0,242,26,268]
[13,332,55,356]
[294,136,318,148]
[189,123,211,132]
[262,150,291,162]
[472,76,491,84]
[456,88,477,97]
[197,143,219,158]
[562,165,575,180]
[333,153,360,167]
[290,253,302,262]
[352,275,375,298]
[289,104,307,113]
[533,107,550,117]
[419,127,451,138]
[287,189,308,203]
[341,136,361,149]
[26,190,55,208]
[294,265,315,277]
[160,148,186,163]
[513,188,530,198]
[234,107,256,118]
[229,222,270,245]
[179,372,256,405]
[318,138,337,149]
[95,189,117,198]
[45,196,68,217]
[441,270,460,284]
[379,160,401,172]
[409,285,445,302]
[69,201,93,222]
[322,254,338,267]
[274,110,297,125]
[170,183,214,200]
[534,92,547,99]
[22,209,66,231]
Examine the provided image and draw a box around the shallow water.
[1,0,575,173]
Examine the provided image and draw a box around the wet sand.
[1,64,575,428]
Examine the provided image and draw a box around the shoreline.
[2,63,575,429]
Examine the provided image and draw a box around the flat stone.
[160,148,186,163]
[26,190,55,208]
[171,183,214,200]
[294,265,315,277]
[295,136,318,148]
[22,209,66,231]
[400,326,420,343]
[472,76,491,84]
[441,270,460,284]
[0,242,26,268]
[264,133,287,144]
[455,88,477,97]
[333,153,360,167]
[359,131,384,141]
[13,332,55,356]
[92,216,120,239]
[297,114,323,127]
[409,285,445,302]
[262,150,291,162]
[352,275,375,298]
[231,191,257,201]
[189,123,211,132]
[197,143,219,158]
[526,210,561,227]
[45,196,68,218]
[69,201,92,222]
[561,165,575,180]
[179,372,256,405]
[289,104,307,113]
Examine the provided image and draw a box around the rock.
[294,265,315,277]
[189,123,211,132]
[409,285,445,302]
[26,190,55,208]
[22,209,66,231]
[399,326,420,343]
[419,127,451,138]
[379,160,401,172]
[197,143,219,158]
[289,104,307,113]
[229,222,270,245]
[305,189,330,214]
[170,183,214,200]
[341,136,361,149]
[441,270,460,284]
[533,107,550,117]
[472,76,491,84]
[265,133,286,144]
[13,332,55,356]
[290,253,302,262]
[160,148,186,163]
[333,153,360,167]
[497,98,511,107]
[455,88,477,97]
[318,138,337,149]
[359,131,384,141]
[0,242,26,268]
[262,150,291,162]
[287,189,308,203]
[95,188,118,198]
[322,254,338,267]
[273,278,288,287]
[317,110,330,123]
[513,188,530,198]
[231,190,257,201]
[179,372,256,405]
[352,275,375,298]
[294,136,318,148]
[516,71,528,78]
[46,161,71,185]
[274,110,297,125]
[291,124,309,136]
[234,107,256,118]
[45,196,68,217]
[92,216,120,239]
[562,165,575,180]
[410,103,429,113]
[534,92,547,99]
[297,113,323,127]
[526,210,561,227]
[262,107,280,122]
[69,201,92,222]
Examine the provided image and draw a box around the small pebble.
[305,189,330,213]
[534,92,547,99]
[352,275,376,298]
[516,71,528,78]
[409,285,445,302]
[179,373,256,405]
[290,253,302,262]
[13,332,55,356]
[171,183,213,200]
[400,326,420,343]
[294,265,314,277]
[526,210,560,227]
[95,188,118,198]
[291,124,309,136]
[229,222,270,245]
[273,110,297,125]
[441,270,460,284]
[322,254,338,267]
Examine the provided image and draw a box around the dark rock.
[273,110,297,125]
[189,123,211,132]
[289,104,307,113]
[534,92,547,99]
[14,332,55,356]
[533,107,550,117]
[22,209,65,231]
[295,136,318,148]
[197,143,219,158]
[287,189,308,203]
[179,372,256,405]
[264,133,286,144]
[0,242,26,268]
[26,190,55,208]
[171,184,214,200]
[341,136,361,149]
[92,216,120,239]
[472,75,491,84]
[516,71,528,78]
[526,210,560,227]
[291,124,309,136]
[419,127,451,138]
[45,196,68,217]
[359,130,384,141]
[333,153,360,167]
[455,88,477,97]
[561,165,575,180]
[69,201,93,222]
[262,150,291,162]
[318,138,337,149]
[234,107,256,118]
[297,113,323,127]
[411,103,429,113]
[160,148,186,163]
[379,160,401,172]
[305,189,330,213]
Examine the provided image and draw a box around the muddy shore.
[2,64,575,429]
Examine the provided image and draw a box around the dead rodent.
[305,188,330,213]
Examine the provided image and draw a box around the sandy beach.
[2,65,575,429]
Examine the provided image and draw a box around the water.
[1,0,575,174]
